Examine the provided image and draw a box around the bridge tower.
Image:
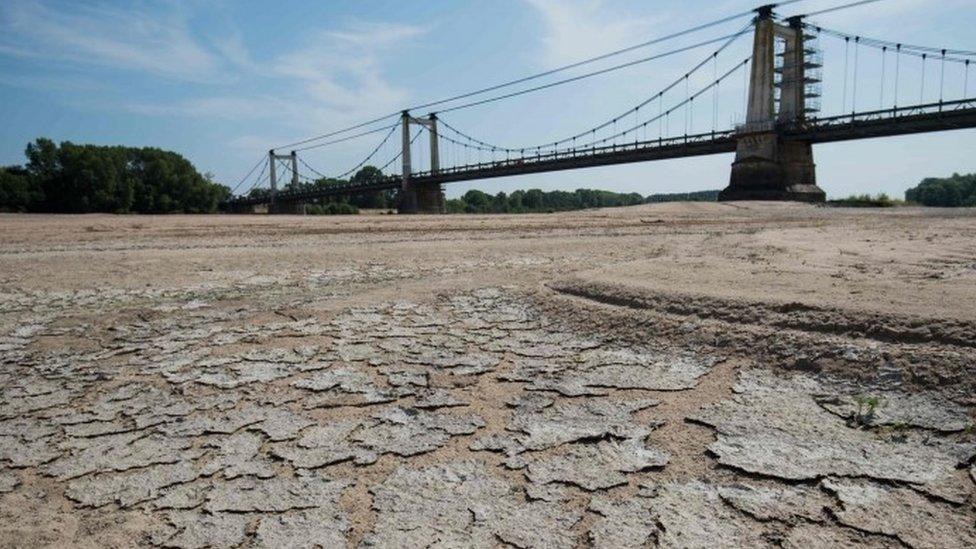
[720,7,826,202]
[267,150,306,215]
[398,111,446,214]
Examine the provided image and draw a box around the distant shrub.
[829,193,904,208]
[306,202,359,215]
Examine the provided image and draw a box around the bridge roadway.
[228,98,976,208]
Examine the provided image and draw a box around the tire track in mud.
[535,282,976,401]
[549,280,976,349]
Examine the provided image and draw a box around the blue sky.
[1,0,974,199]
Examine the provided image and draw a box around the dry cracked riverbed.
[2,205,976,547]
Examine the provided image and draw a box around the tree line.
[241,169,657,215]
[445,188,647,214]
[904,173,976,207]
[16,138,971,213]
[0,138,230,213]
[646,190,719,203]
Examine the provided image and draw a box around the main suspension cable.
[294,123,399,152]
[298,156,328,180]
[576,57,751,149]
[810,25,976,61]
[334,124,400,179]
[793,0,889,18]
[379,126,425,174]
[269,0,904,155]
[437,28,752,116]
[230,156,266,195]
[437,24,752,152]
[270,4,785,151]
[241,158,270,196]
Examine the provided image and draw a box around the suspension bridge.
[224,1,976,214]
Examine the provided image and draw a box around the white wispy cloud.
[125,96,295,120]
[0,71,104,93]
[524,0,665,67]
[125,19,426,146]
[0,1,221,82]
[211,29,257,74]
[0,1,426,150]
[272,21,425,114]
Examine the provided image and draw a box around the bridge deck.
[228,99,976,208]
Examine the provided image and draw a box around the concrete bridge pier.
[397,111,446,214]
[398,183,445,214]
[226,202,259,214]
[722,134,823,202]
[269,202,307,215]
[720,8,825,203]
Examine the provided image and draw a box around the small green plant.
[877,421,909,442]
[852,395,883,427]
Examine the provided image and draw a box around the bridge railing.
[224,178,401,207]
[410,128,738,180]
[790,98,976,132]
[225,128,740,207]
[412,97,975,181]
[734,120,776,135]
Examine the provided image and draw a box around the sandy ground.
[1,202,975,547]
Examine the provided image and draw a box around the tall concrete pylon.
[398,111,446,214]
[268,149,278,212]
[428,113,440,175]
[719,7,826,202]
[266,150,306,214]
[290,151,299,188]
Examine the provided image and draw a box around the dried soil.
[1,203,974,547]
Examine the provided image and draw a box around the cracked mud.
[3,208,976,547]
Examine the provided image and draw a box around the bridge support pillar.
[721,134,823,202]
[720,8,825,203]
[269,202,307,215]
[399,183,445,214]
[397,110,445,214]
[226,202,258,214]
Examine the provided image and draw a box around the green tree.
[462,189,492,213]
[441,186,658,215]
[645,190,720,203]
[523,189,544,210]
[906,173,976,207]
[490,192,509,213]
[16,138,229,214]
[348,166,395,209]
[25,138,59,181]
[445,198,466,213]
[508,190,525,212]
[0,166,42,212]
